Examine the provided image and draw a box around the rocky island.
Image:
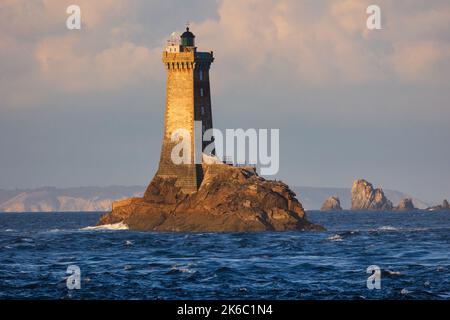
[395,198,416,211]
[426,199,450,211]
[99,164,323,232]
[351,179,393,210]
[320,196,342,211]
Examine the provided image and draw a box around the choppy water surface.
[0,211,448,299]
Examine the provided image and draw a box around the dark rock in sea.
[444,199,450,209]
[320,196,342,211]
[351,179,393,210]
[426,199,450,211]
[98,164,324,232]
[395,198,416,211]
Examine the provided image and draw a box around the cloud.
[0,0,164,107]
[1,0,450,109]
[390,41,450,81]
[191,0,450,86]
[35,35,160,92]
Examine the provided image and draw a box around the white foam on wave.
[171,266,195,273]
[368,226,446,233]
[327,234,343,242]
[385,270,401,276]
[378,226,398,231]
[81,221,129,231]
[400,288,411,295]
[171,263,196,274]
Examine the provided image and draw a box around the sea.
[0,211,448,300]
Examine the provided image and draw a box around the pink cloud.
[35,35,159,92]
[192,0,450,85]
[1,0,450,109]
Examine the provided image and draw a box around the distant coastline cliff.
[0,185,432,212]
[0,186,143,212]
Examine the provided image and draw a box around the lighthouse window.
[200,88,204,97]
[201,106,205,115]
[199,70,203,81]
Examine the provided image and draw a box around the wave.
[326,230,360,241]
[329,226,447,236]
[170,265,195,274]
[327,234,343,242]
[383,269,402,277]
[378,226,398,231]
[400,288,411,295]
[370,226,450,232]
[81,222,129,231]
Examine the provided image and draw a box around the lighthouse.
[154,27,214,193]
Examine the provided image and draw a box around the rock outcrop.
[351,179,393,210]
[426,199,450,211]
[395,198,416,211]
[320,196,342,211]
[444,199,450,209]
[98,164,324,232]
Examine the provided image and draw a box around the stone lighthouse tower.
[154,27,214,194]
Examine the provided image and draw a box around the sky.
[1,0,450,203]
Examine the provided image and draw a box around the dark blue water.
[0,211,448,300]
